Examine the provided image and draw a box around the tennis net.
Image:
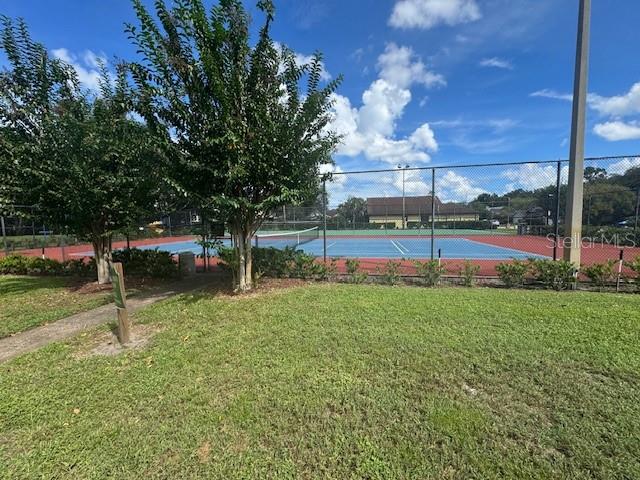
[254,227,320,249]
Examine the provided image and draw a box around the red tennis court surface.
[3,234,639,277]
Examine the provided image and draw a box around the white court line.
[389,239,407,255]
[395,240,410,254]
[326,242,336,250]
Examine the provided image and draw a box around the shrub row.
[0,255,95,276]
[0,248,179,279]
[496,257,640,291]
[217,246,337,283]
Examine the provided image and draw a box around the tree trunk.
[232,223,254,292]
[92,235,113,284]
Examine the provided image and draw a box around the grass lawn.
[1,284,639,479]
[0,276,113,338]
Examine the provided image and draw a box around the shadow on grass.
[0,275,68,296]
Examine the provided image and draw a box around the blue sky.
[3,0,640,202]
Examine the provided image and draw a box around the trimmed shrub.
[112,248,178,279]
[624,256,640,291]
[583,260,617,290]
[313,259,338,281]
[496,260,529,288]
[529,259,576,291]
[0,255,95,276]
[414,260,447,287]
[459,260,480,287]
[345,259,368,284]
[376,260,402,285]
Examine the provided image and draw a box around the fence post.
[431,168,436,260]
[553,161,562,261]
[634,188,640,236]
[0,216,7,256]
[110,262,131,345]
[323,179,327,263]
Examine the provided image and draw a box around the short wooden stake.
[111,262,131,345]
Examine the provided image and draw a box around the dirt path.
[0,275,219,363]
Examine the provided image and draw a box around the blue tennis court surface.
[118,236,546,260]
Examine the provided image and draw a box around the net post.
[431,168,436,260]
[323,179,327,263]
[553,160,562,261]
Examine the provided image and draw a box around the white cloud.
[529,89,573,101]
[593,121,640,141]
[589,82,640,117]
[329,44,442,165]
[359,79,412,136]
[437,170,486,202]
[410,124,438,151]
[52,48,105,92]
[377,43,446,89]
[609,157,640,174]
[389,0,481,30]
[479,57,513,70]
[502,163,568,192]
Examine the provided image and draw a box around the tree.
[336,197,368,226]
[0,17,163,283]
[127,0,341,291]
[584,166,607,183]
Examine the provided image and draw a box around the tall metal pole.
[634,187,640,236]
[553,161,562,261]
[1,216,8,256]
[563,0,591,265]
[431,168,436,260]
[322,179,327,263]
[402,169,406,230]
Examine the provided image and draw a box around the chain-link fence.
[3,155,639,275]
[257,154,640,276]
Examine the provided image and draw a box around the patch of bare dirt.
[67,276,168,295]
[73,323,163,359]
[205,277,314,300]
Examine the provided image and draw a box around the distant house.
[366,196,479,228]
[512,206,549,226]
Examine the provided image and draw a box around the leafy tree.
[336,197,368,226]
[0,17,163,283]
[127,0,341,291]
[584,183,635,227]
[584,166,607,183]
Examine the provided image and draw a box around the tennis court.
[109,227,547,261]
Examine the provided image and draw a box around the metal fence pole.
[553,161,562,261]
[634,188,640,236]
[1,216,8,255]
[323,179,327,263]
[431,168,436,260]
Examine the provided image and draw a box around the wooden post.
[110,262,131,345]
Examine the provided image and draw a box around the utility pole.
[564,0,591,264]
[397,164,409,229]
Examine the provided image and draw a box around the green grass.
[0,276,112,338]
[1,285,639,478]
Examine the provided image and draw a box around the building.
[367,196,479,228]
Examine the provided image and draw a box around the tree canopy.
[0,16,163,283]
[127,0,342,291]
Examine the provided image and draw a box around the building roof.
[366,196,477,216]
[367,196,441,216]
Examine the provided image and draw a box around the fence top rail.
[326,154,640,176]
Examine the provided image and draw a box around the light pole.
[564,0,591,264]
[397,164,410,229]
